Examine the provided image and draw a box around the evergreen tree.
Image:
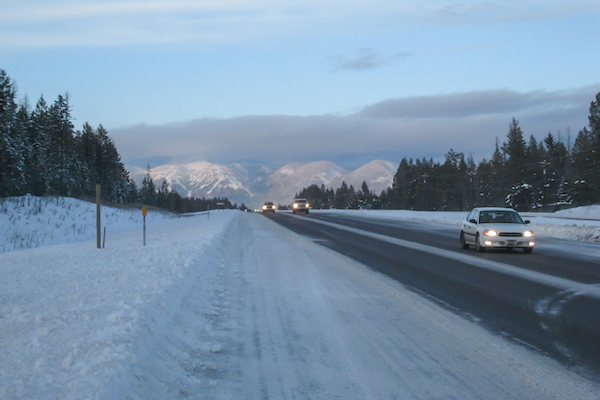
[334,181,355,209]
[27,97,51,196]
[140,166,156,205]
[542,132,569,209]
[46,94,75,196]
[389,158,413,209]
[438,150,465,211]
[0,70,21,197]
[475,159,496,206]
[571,92,600,204]
[502,118,532,210]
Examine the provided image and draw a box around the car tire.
[523,247,533,254]
[476,234,485,252]
[306,209,309,214]
[460,232,469,249]
[293,210,296,214]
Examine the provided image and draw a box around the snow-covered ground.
[335,205,600,243]
[1,197,600,399]
[0,196,175,254]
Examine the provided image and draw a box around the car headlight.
[262,205,267,210]
[483,230,497,237]
[524,231,534,237]
[293,203,298,208]
[306,203,309,208]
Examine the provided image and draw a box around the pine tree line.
[0,70,134,201]
[0,69,234,213]
[298,91,600,212]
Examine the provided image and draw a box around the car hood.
[478,223,530,232]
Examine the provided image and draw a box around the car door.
[462,209,478,242]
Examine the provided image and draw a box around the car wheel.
[293,210,296,214]
[306,209,309,214]
[476,234,485,252]
[523,247,533,254]
[460,232,469,249]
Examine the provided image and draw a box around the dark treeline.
[298,91,600,212]
[0,69,234,213]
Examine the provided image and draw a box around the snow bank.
[327,207,600,243]
[0,209,236,399]
[0,196,174,254]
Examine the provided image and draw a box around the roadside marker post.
[142,206,147,246]
[96,184,101,249]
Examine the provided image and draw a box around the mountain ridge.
[130,160,397,208]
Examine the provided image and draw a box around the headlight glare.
[484,230,497,237]
[524,231,534,237]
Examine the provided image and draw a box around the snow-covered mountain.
[130,161,272,205]
[330,160,397,196]
[131,160,397,208]
[265,161,348,205]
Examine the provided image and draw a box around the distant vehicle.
[262,202,276,213]
[460,207,534,253]
[292,198,309,214]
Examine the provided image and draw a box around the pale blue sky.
[2,1,599,168]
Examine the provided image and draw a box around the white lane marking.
[287,214,600,300]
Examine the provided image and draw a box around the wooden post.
[142,206,147,246]
[96,184,101,249]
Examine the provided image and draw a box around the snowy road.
[2,210,600,399]
[268,210,600,375]
[153,212,599,399]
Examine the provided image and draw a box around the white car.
[262,201,276,213]
[460,207,534,253]
[292,198,309,214]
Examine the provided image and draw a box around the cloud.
[357,87,595,119]
[3,1,598,48]
[327,48,413,72]
[110,85,598,169]
[0,0,300,48]
[425,1,600,24]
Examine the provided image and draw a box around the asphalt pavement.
[265,211,600,381]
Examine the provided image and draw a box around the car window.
[479,211,523,224]
[479,211,493,223]
[504,212,523,223]
[467,210,475,221]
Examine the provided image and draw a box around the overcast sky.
[2,1,599,169]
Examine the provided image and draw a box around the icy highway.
[267,210,600,380]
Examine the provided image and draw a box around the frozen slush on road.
[1,198,600,399]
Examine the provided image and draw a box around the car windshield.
[479,211,523,224]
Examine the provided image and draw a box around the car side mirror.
[524,220,530,224]
[469,219,477,224]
